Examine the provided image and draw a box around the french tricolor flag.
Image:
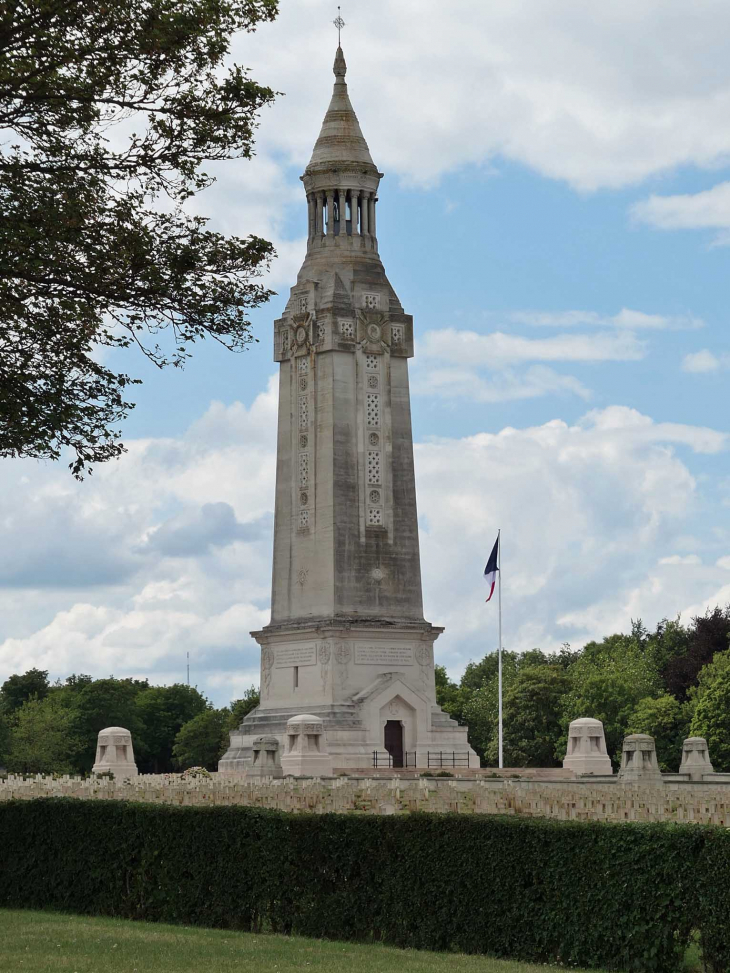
[484,534,499,602]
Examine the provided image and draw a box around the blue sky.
[1,1,729,705]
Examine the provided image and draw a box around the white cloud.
[1,390,728,701]
[511,308,702,331]
[420,328,646,367]
[230,1,730,192]
[631,182,730,233]
[682,349,730,373]
[658,554,702,565]
[413,365,590,404]
[717,556,730,570]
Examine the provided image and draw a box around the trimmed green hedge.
[0,799,728,972]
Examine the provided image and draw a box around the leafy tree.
[434,665,460,718]
[559,631,661,766]
[493,666,572,768]
[646,616,691,682]
[173,709,227,770]
[226,687,260,729]
[626,694,690,772]
[71,677,148,772]
[663,607,730,701]
[689,650,730,772]
[0,713,10,768]
[0,0,278,477]
[136,684,208,772]
[0,668,50,713]
[462,654,520,762]
[6,695,78,774]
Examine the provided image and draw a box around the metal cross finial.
[333,6,345,46]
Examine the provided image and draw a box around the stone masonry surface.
[4,774,730,824]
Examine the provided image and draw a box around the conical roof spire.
[306,47,377,170]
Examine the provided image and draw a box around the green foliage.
[689,652,730,772]
[1,668,50,713]
[1,799,721,973]
[627,695,691,773]
[434,665,461,718]
[559,633,661,766]
[494,666,571,767]
[0,0,278,477]
[136,684,208,772]
[5,696,79,774]
[662,607,730,701]
[173,709,227,770]
[226,687,260,729]
[70,677,149,773]
[462,654,520,761]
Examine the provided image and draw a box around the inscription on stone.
[355,645,414,666]
[275,645,317,668]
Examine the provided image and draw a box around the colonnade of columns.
[307,188,377,244]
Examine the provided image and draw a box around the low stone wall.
[3,772,730,824]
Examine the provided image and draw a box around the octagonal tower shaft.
[269,47,425,626]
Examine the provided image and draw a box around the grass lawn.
[0,908,608,973]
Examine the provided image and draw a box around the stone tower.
[220,47,477,772]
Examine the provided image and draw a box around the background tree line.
[436,605,730,771]
[0,671,258,775]
[2,604,728,776]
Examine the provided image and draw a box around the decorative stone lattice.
[367,451,381,484]
[340,320,354,339]
[299,377,307,392]
[299,509,310,528]
[366,393,380,426]
[299,452,309,487]
[299,396,308,428]
[281,330,289,353]
[317,323,326,343]
[368,432,379,447]
[369,489,381,503]
[299,434,308,450]
[300,491,309,506]
[298,296,308,313]
[363,293,380,309]
[391,325,404,345]
[367,375,379,389]
[367,507,383,526]
[298,358,309,373]
[365,354,378,371]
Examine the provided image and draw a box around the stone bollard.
[91,726,138,778]
[617,733,662,782]
[247,735,284,778]
[562,718,613,775]
[280,714,333,777]
[679,737,714,781]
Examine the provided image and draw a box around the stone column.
[326,191,334,235]
[360,191,369,236]
[370,194,377,238]
[307,194,315,241]
[336,188,345,236]
[351,191,359,236]
[316,192,325,238]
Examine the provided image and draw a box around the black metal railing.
[427,751,471,768]
[373,751,471,769]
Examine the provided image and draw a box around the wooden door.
[384,720,404,768]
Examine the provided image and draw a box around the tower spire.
[333,6,345,47]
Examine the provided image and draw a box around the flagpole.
[498,528,503,769]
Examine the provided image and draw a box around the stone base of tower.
[218,617,479,773]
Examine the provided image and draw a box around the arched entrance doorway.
[384,720,404,768]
